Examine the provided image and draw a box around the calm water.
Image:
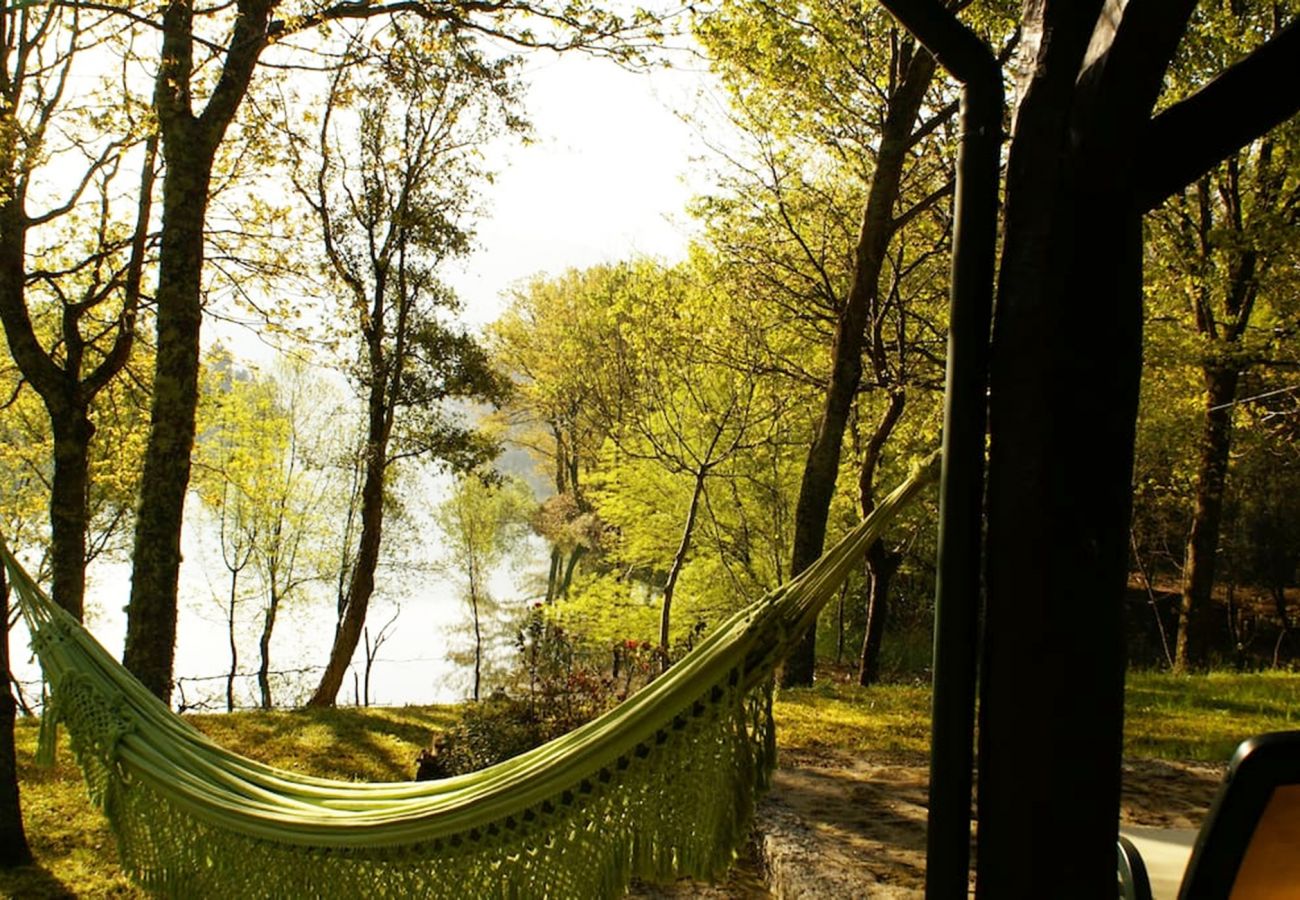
[10,514,547,713]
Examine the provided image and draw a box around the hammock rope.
[4,454,937,898]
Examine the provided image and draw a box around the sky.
[445,48,721,329]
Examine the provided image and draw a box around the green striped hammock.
[4,456,936,898]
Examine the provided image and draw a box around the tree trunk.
[308,200,399,707]
[48,410,94,622]
[470,583,482,702]
[308,437,387,706]
[124,0,272,704]
[0,570,32,868]
[858,541,902,686]
[258,588,280,709]
[835,582,848,665]
[558,546,585,598]
[123,142,215,702]
[0,178,94,623]
[545,548,561,604]
[1272,584,1290,669]
[780,49,937,688]
[1175,364,1239,671]
[226,568,239,712]
[976,5,1178,892]
[660,468,707,664]
[856,391,907,687]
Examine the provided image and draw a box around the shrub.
[423,605,668,777]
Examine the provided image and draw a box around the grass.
[1125,670,1300,760]
[774,674,933,759]
[4,670,1300,897]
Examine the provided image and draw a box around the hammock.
[4,455,937,899]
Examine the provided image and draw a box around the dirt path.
[632,750,1225,898]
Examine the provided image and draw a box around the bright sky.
[446,48,720,328]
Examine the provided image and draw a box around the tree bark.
[46,405,94,622]
[470,575,482,702]
[0,177,94,623]
[780,46,937,687]
[976,4,1197,893]
[124,0,274,703]
[226,567,239,712]
[856,391,906,687]
[308,435,386,706]
[858,541,902,686]
[0,570,32,868]
[309,262,398,707]
[123,140,215,701]
[1175,364,1239,671]
[545,548,562,604]
[559,546,585,599]
[660,468,707,664]
[258,588,280,709]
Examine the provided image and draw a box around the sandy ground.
[630,750,1225,898]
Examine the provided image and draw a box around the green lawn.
[1124,670,1300,760]
[3,670,1298,897]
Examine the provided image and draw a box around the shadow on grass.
[0,862,78,899]
[188,705,462,782]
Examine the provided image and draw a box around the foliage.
[0,356,150,567]
[300,21,520,706]
[434,472,535,699]
[1135,0,1300,668]
[191,347,348,708]
[432,601,666,776]
[691,0,996,687]
[489,265,627,604]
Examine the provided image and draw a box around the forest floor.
[634,722,1227,898]
[2,669,1296,898]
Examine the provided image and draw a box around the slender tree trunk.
[835,582,848,664]
[1272,584,1290,669]
[308,216,399,707]
[0,570,32,868]
[258,589,280,709]
[856,391,907,686]
[123,142,215,702]
[858,541,902,686]
[308,437,387,706]
[660,468,707,663]
[470,580,482,702]
[226,568,239,712]
[559,546,585,598]
[780,50,937,688]
[363,627,373,707]
[1175,364,1239,671]
[545,548,561,604]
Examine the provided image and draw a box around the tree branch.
[1137,17,1300,212]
